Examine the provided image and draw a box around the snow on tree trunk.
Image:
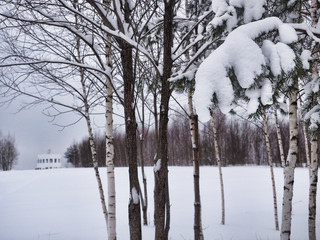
[263,111,279,230]
[281,78,299,240]
[274,109,286,168]
[211,110,225,225]
[188,91,204,240]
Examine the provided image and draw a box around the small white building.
[36,152,62,170]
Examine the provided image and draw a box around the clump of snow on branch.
[194,17,298,121]
[260,79,273,105]
[262,40,282,76]
[245,79,274,114]
[211,0,266,31]
[301,50,312,69]
[278,24,298,44]
[262,41,296,75]
[305,106,320,131]
[276,43,296,72]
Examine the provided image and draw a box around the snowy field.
[0,166,317,240]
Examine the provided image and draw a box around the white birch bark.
[103,1,116,238]
[263,111,279,230]
[188,91,204,240]
[86,111,109,230]
[211,110,226,225]
[309,131,318,240]
[302,121,311,170]
[281,79,299,240]
[106,80,116,240]
[274,109,286,168]
[308,2,319,238]
[79,67,109,230]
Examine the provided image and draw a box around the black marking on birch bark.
[291,136,298,141]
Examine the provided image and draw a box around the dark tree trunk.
[154,1,174,239]
[121,41,142,240]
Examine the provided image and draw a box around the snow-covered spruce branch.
[194,16,298,121]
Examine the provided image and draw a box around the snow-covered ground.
[0,166,317,240]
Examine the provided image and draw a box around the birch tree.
[181,0,212,237]
[188,92,204,239]
[103,1,116,237]
[274,108,286,167]
[281,75,299,240]
[307,2,319,239]
[210,109,225,225]
[263,110,279,230]
[0,1,118,238]
[290,1,320,239]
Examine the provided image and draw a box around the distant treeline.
[64,110,310,168]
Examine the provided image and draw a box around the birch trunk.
[105,42,116,240]
[80,66,108,230]
[302,121,311,170]
[105,89,116,239]
[74,13,109,233]
[308,2,319,237]
[188,91,204,240]
[102,1,116,237]
[263,111,279,230]
[86,113,109,231]
[309,131,318,240]
[211,110,225,225]
[281,78,299,240]
[274,109,286,168]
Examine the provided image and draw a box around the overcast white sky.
[0,102,88,169]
